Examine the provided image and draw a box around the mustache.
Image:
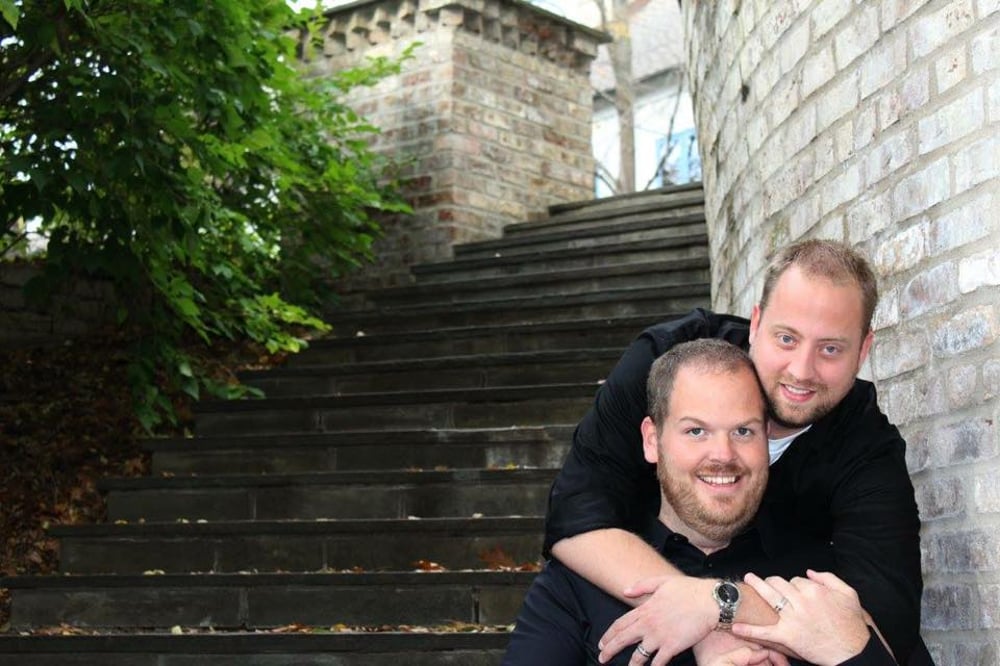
[777,376,826,391]
[695,462,750,476]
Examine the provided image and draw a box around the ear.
[748,303,762,346]
[858,329,874,369]
[641,416,660,464]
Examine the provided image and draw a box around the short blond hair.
[760,239,878,335]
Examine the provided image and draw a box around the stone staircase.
[0,182,711,664]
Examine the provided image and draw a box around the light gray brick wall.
[682,0,1000,659]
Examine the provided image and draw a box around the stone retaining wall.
[0,263,116,348]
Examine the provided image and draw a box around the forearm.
[550,528,779,626]
[550,528,678,604]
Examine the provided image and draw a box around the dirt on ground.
[0,328,280,630]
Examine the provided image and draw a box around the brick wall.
[681,0,999,660]
[306,0,606,287]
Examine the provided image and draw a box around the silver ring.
[774,596,789,613]
[636,644,652,658]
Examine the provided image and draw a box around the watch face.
[717,582,740,604]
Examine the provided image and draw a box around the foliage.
[0,0,412,431]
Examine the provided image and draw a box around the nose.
[708,433,738,463]
[787,345,817,382]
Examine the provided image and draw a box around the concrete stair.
[52,517,546,574]
[0,183,710,664]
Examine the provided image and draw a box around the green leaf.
[174,297,200,318]
[1,0,18,29]
[181,376,200,400]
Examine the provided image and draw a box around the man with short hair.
[502,339,894,665]
[544,240,925,665]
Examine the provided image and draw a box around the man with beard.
[543,240,926,665]
[501,339,895,665]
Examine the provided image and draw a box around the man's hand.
[702,646,790,666]
[597,576,717,665]
[731,571,876,666]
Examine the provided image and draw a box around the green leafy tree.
[1,1,411,430]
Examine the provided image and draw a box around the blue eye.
[735,427,753,437]
[687,427,705,437]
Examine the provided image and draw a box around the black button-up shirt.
[543,309,923,663]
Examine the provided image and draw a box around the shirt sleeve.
[542,331,662,553]
[826,402,922,664]
[500,565,591,666]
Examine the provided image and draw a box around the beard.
[658,461,766,543]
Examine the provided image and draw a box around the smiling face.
[642,363,768,552]
[748,264,874,438]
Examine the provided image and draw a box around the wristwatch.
[712,580,741,631]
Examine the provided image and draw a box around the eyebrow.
[769,323,852,344]
[675,416,766,428]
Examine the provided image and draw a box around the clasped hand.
[597,575,753,666]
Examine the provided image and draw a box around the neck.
[658,504,730,556]
[767,421,810,439]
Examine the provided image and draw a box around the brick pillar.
[305,0,606,287]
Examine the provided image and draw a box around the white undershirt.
[768,425,811,464]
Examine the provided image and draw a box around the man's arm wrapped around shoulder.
[544,331,660,553]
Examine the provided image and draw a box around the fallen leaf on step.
[413,559,447,572]
[479,546,544,572]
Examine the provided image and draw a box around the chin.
[770,401,827,430]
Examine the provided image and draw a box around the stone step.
[526,182,705,235]
[0,633,508,666]
[298,314,661,364]
[2,571,535,630]
[325,283,710,334]
[192,383,598,436]
[453,210,705,260]
[481,183,704,241]
[411,231,709,284]
[146,426,574,476]
[363,259,710,309]
[100,468,557,522]
[240,348,620,397]
[52,517,544,574]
